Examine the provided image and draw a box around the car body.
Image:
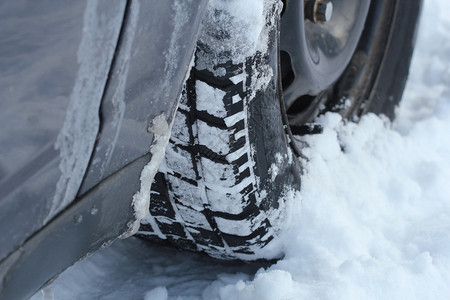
[0,0,208,298]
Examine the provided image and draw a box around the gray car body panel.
[79,0,204,196]
[0,0,208,298]
[0,0,126,262]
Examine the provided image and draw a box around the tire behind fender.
[137,0,422,259]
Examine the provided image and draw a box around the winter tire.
[137,0,422,259]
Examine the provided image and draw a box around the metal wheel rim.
[280,0,371,110]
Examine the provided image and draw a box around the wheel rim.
[280,0,371,111]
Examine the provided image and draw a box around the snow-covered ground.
[33,0,450,299]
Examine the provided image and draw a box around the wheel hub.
[280,0,371,119]
[305,0,333,24]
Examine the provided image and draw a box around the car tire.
[137,0,421,259]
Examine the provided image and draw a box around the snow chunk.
[196,0,281,99]
[196,81,227,118]
[197,0,266,67]
[144,286,168,300]
[121,114,172,239]
[219,270,299,300]
[197,119,230,155]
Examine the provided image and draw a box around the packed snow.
[123,113,172,239]
[33,0,450,298]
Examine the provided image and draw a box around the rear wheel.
[137,0,422,259]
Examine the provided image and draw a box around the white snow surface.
[33,0,450,299]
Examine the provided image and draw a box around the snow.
[144,287,168,300]
[121,113,171,239]
[196,0,279,99]
[196,81,227,118]
[33,0,450,299]
[196,0,266,68]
